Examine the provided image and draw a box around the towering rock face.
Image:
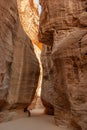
[39,0,87,130]
[0,0,40,110]
[17,0,42,110]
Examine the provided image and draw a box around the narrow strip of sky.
[34,0,41,14]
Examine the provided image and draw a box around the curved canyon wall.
[17,0,43,110]
[0,0,40,110]
[39,0,87,130]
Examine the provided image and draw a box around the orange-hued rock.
[17,0,42,49]
[0,0,40,110]
[39,0,87,130]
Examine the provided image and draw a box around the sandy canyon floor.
[0,109,69,130]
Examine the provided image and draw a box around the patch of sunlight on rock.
[33,44,43,97]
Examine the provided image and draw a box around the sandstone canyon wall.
[39,0,87,130]
[17,0,42,49]
[0,0,40,110]
[41,45,56,115]
[17,0,43,110]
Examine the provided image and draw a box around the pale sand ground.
[0,109,69,130]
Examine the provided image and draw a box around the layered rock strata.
[0,0,40,110]
[39,0,87,130]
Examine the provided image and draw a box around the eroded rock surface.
[39,0,87,130]
[41,45,56,115]
[17,0,42,49]
[0,0,40,111]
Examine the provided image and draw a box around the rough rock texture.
[17,0,42,110]
[0,0,40,110]
[17,0,42,49]
[39,0,86,45]
[41,45,55,115]
[39,0,87,130]
[53,30,87,130]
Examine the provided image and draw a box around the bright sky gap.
[34,0,42,14]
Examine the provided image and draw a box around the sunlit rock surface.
[29,44,43,110]
[39,0,87,130]
[17,0,42,49]
[17,0,43,110]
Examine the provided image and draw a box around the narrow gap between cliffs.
[17,0,44,114]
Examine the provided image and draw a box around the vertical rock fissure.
[17,0,43,110]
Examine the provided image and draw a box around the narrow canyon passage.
[0,0,87,130]
[17,0,45,111]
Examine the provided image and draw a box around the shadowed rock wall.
[39,0,87,129]
[41,45,56,115]
[0,0,40,110]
